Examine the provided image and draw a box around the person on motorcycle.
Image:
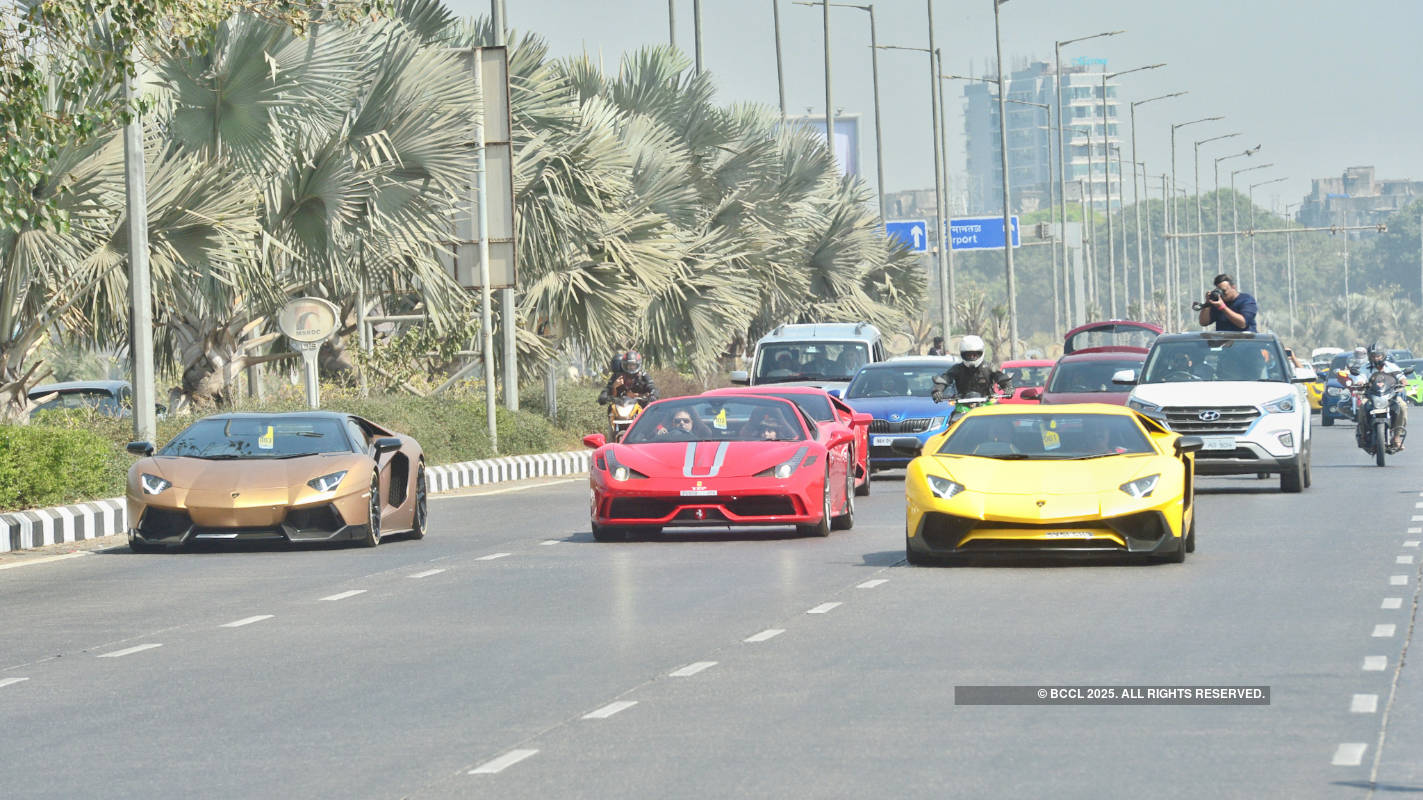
[930,334,1013,404]
[598,350,658,407]
[1355,343,1407,452]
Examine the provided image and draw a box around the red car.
[582,395,856,541]
[1040,320,1159,406]
[999,359,1056,404]
[702,385,873,496]
[1063,319,1162,355]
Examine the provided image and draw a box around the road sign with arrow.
[884,219,929,253]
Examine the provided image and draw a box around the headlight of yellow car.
[140,473,171,495]
[926,474,965,499]
[1118,474,1160,498]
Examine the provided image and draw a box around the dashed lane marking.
[1406,541,1420,548]
[1412,515,1423,522]
[1383,598,1404,610]
[744,629,785,643]
[669,661,717,677]
[0,552,91,571]
[1333,743,1367,766]
[1409,528,1423,535]
[221,615,273,628]
[582,701,638,720]
[539,540,561,546]
[408,569,446,579]
[469,749,539,775]
[1397,555,1415,565]
[1373,624,1397,638]
[0,677,29,689]
[807,602,842,614]
[857,579,889,589]
[1365,656,1388,671]
[97,643,162,659]
[1392,576,1409,586]
[321,590,367,601]
[476,553,511,561]
[1352,694,1380,714]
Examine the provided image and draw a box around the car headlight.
[1263,394,1296,414]
[1325,387,1343,397]
[926,474,965,499]
[1127,398,1161,414]
[755,446,810,479]
[307,470,348,493]
[1119,474,1160,498]
[140,473,171,495]
[930,416,948,430]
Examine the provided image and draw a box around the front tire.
[1376,420,1388,467]
[1322,411,1334,427]
[591,522,626,542]
[797,468,832,538]
[409,463,428,539]
[1280,454,1305,493]
[360,475,382,547]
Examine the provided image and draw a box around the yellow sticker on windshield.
[1042,430,1061,450]
[713,408,728,430]
[258,426,274,450]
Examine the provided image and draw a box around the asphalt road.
[3,425,1422,799]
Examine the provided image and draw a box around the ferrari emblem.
[232,492,241,499]
[695,509,706,520]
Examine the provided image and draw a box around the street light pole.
[1192,131,1239,290]
[1230,162,1272,277]
[1169,115,1222,328]
[773,1,787,119]
[1284,201,1298,337]
[934,49,955,332]
[1249,176,1287,307]
[1129,92,1185,309]
[993,0,1018,357]
[122,59,156,444]
[669,0,676,48]
[1214,145,1260,272]
[822,2,834,144]
[1100,63,1163,317]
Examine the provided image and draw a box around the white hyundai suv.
[1116,332,1313,493]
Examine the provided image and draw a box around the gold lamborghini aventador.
[125,412,427,551]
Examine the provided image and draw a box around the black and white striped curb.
[1,450,591,553]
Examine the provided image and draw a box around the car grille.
[725,496,797,517]
[1161,405,1260,435]
[609,498,678,519]
[285,504,345,533]
[137,507,191,539]
[869,418,934,434]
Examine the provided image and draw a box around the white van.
[731,322,886,392]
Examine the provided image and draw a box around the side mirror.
[373,436,402,455]
[828,431,855,449]
[1405,366,1416,376]
[126,441,155,457]
[1292,366,1316,383]
[1174,436,1204,456]
[1020,387,1043,400]
[851,412,873,427]
[582,433,607,449]
[1111,369,1138,386]
[825,388,842,398]
[890,437,923,457]
[729,370,749,386]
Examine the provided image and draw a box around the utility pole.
[924,2,950,342]
[123,57,156,444]
[669,0,677,48]
[934,48,955,333]
[773,1,787,119]
[693,0,704,73]
[473,48,497,451]
[993,0,1018,358]
[494,1,517,411]
[821,1,834,145]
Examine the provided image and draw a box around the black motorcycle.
[1355,369,1409,466]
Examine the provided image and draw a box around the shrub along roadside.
[0,425,128,512]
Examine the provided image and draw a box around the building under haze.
[962,60,1122,216]
[1299,166,1423,228]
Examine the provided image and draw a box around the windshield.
[1064,323,1158,354]
[29,389,123,416]
[754,341,868,383]
[160,417,355,459]
[1046,359,1142,394]
[1004,365,1052,387]
[1140,339,1289,384]
[745,392,834,422]
[845,364,945,399]
[625,397,807,443]
[937,413,1154,459]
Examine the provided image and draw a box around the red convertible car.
[582,395,855,541]
[702,385,872,496]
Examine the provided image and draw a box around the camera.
[1191,289,1223,311]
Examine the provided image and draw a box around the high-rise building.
[962,60,1122,215]
[1299,166,1423,228]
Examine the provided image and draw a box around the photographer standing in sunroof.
[1196,273,1258,332]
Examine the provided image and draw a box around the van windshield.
[755,341,868,384]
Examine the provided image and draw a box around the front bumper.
[591,473,825,530]
[907,509,1184,560]
[128,502,366,548]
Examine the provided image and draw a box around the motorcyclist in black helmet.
[598,349,658,407]
[1356,342,1407,452]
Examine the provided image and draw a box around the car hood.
[926,453,1160,495]
[1130,381,1297,407]
[1040,390,1130,406]
[139,453,363,489]
[752,378,851,391]
[840,396,944,419]
[611,440,813,478]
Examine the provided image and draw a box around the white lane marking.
[221,615,273,628]
[1373,624,1397,638]
[1332,743,1367,766]
[669,661,717,677]
[0,551,91,571]
[476,553,511,561]
[321,590,367,601]
[1364,656,1388,671]
[97,643,162,659]
[1412,515,1423,522]
[857,579,888,589]
[469,749,539,774]
[744,629,785,643]
[436,477,580,500]
[1391,575,1409,586]
[1351,694,1379,714]
[0,677,29,689]
[409,568,446,579]
[539,540,561,546]
[1397,555,1415,565]
[807,602,842,614]
[1406,540,1421,548]
[1416,502,1423,508]
[582,701,638,719]
[1410,528,1423,534]
[1382,598,1404,610]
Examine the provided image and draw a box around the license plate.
[1201,436,1235,451]
[1045,531,1094,539]
[679,489,717,497]
[872,435,897,447]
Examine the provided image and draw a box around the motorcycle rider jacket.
[932,362,1012,403]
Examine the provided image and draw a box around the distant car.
[1062,320,1162,356]
[1311,347,1344,372]
[840,357,959,471]
[703,385,873,496]
[583,395,855,540]
[1395,359,1423,406]
[730,322,886,393]
[1389,349,1414,362]
[1038,351,1147,406]
[28,380,132,418]
[125,412,427,552]
[999,359,1056,404]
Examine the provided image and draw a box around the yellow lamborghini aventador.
[894,404,1203,564]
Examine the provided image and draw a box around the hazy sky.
[451,0,1423,215]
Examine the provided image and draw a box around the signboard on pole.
[785,114,861,177]
[884,219,929,253]
[278,297,339,409]
[443,46,517,289]
[948,216,1020,250]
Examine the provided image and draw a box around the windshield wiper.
[195,454,243,460]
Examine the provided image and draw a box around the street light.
[993,0,1019,358]
[1129,91,1185,308]
[1249,176,1287,302]
[1284,201,1299,336]
[1213,145,1260,272]
[1099,63,1164,316]
[1191,131,1240,289]
[1230,161,1272,277]
[1169,115,1223,328]
[1066,124,1098,308]
[1054,29,1124,334]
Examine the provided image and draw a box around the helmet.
[621,349,644,375]
[959,335,985,368]
[1368,342,1386,366]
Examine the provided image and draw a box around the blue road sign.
[884,219,929,253]
[948,216,1020,250]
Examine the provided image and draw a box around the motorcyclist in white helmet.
[930,334,1013,403]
